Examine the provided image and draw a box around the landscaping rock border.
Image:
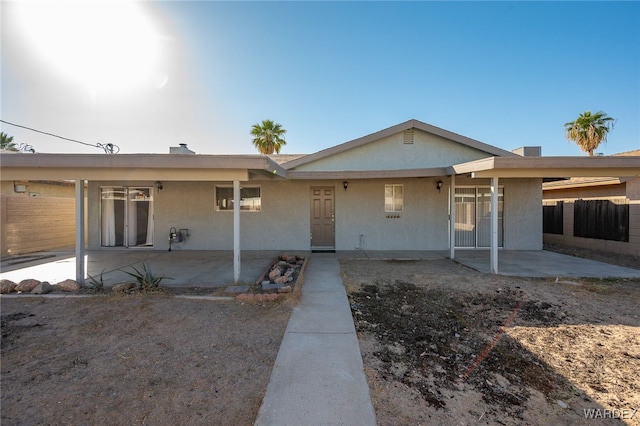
[233,254,308,302]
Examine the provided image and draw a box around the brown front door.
[310,187,335,249]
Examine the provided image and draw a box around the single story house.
[2,119,638,282]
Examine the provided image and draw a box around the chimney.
[170,143,195,155]
[512,146,541,157]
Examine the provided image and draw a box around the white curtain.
[101,193,116,246]
[127,193,137,247]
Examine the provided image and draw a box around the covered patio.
[1,152,288,284]
[1,249,639,289]
[448,155,640,273]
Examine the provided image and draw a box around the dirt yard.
[341,258,640,426]
[1,294,294,425]
[2,254,639,426]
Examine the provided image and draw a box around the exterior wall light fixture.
[343,181,349,191]
[155,181,163,191]
[436,179,443,193]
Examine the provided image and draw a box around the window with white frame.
[384,184,403,212]
[215,186,261,212]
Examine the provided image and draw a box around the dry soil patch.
[341,258,640,426]
[1,294,294,425]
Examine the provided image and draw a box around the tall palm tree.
[564,111,615,156]
[250,119,286,154]
[0,132,19,151]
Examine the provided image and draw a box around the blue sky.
[2,1,638,156]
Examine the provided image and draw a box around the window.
[384,184,403,212]
[215,186,261,212]
[101,187,154,247]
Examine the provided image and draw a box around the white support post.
[490,177,499,274]
[233,180,241,283]
[75,179,85,284]
[449,175,456,260]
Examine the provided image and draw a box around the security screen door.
[454,187,503,248]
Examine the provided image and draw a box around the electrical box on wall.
[168,227,190,251]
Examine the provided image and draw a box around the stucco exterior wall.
[88,177,542,252]
[334,178,450,250]
[502,178,543,250]
[295,130,493,171]
[88,180,312,251]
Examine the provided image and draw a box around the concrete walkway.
[255,253,376,426]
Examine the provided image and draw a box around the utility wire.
[0,119,120,154]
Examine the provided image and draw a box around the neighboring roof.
[267,154,308,165]
[450,156,640,178]
[613,149,640,157]
[543,176,623,190]
[542,149,640,190]
[283,119,516,170]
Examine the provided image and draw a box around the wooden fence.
[573,199,629,242]
[542,201,563,235]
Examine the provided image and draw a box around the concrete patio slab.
[0,249,285,287]
[3,248,638,287]
[453,250,640,278]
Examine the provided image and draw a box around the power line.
[0,119,120,154]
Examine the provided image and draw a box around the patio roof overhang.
[0,153,288,181]
[449,156,640,179]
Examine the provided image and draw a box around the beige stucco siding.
[502,178,543,250]
[294,130,495,172]
[87,177,542,251]
[88,180,312,251]
[334,178,450,250]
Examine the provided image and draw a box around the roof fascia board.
[450,156,640,178]
[411,121,516,158]
[0,153,273,170]
[1,167,249,182]
[287,167,449,180]
[0,153,287,179]
[285,119,516,170]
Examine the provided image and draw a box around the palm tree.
[0,132,19,151]
[564,111,615,156]
[250,119,287,154]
